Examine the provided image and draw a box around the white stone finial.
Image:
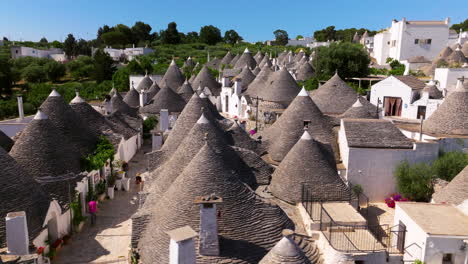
[301,131,312,140]
[170,59,176,66]
[197,113,209,124]
[33,110,48,120]
[298,87,308,97]
[70,92,85,104]
[244,48,250,53]
[49,89,60,97]
[199,92,207,98]
[352,98,363,107]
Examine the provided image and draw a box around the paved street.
[54,142,150,264]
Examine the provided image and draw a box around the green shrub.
[432,151,468,181]
[395,161,434,202]
[143,116,158,138]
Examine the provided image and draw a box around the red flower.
[36,246,45,255]
[52,239,63,248]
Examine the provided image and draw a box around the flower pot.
[122,178,131,191]
[98,193,106,201]
[115,179,122,190]
[75,221,85,233]
[107,186,115,199]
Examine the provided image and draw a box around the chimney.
[160,109,169,131]
[151,130,163,151]
[195,195,223,256]
[6,211,29,255]
[139,90,146,107]
[17,96,24,120]
[166,226,197,264]
[221,77,230,88]
[234,79,242,95]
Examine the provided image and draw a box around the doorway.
[417,106,426,119]
[225,95,229,113]
[384,97,402,116]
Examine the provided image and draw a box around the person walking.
[88,200,98,225]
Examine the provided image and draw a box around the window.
[414,39,419,44]
[442,253,453,264]
[391,40,397,47]
[427,39,432,44]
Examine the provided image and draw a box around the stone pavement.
[54,142,151,264]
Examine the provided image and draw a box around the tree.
[66,56,94,80]
[395,161,434,202]
[296,35,304,40]
[39,37,48,44]
[132,21,152,43]
[274,29,289,45]
[112,67,130,91]
[432,152,468,181]
[199,25,222,45]
[0,57,13,94]
[185,31,199,43]
[224,30,243,44]
[22,64,46,83]
[101,31,127,47]
[44,60,66,82]
[127,59,144,74]
[314,26,336,42]
[114,24,133,44]
[51,40,63,49]
[450,19,468,32]
[161,22,181,44]
[2,37,8,41]
[313,42,370,79]
[76,39,91,56]
[93,49,116,83]
[63,34,77,59]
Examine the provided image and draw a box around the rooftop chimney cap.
[33,109,48,120]
[196,113,210,124]
[194,194,223,204]
[298,87,308,97]
[352,98,363,107]
[49,89,61,97]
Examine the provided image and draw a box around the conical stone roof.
[269,131,350,203]
[447,48,468,64]
[206,58,222,69]
[259,54,272,69]
[146,81,161,100]
[234,66,256,90]
[226,121,265,155]
[0,147,51,248]
[259,232,312,264]
[247,64,274,97]
[0,129,13,151]
[159,60,185,92]
[140,86,186,114]
[254,51,264,64]
[220,51,234,66]
[296,62,315,81]
[311,73,358,115]
[10,110,81,177]
[230,54,240,66]
[256,67,301,105]
[433,166,468,205]
[139,142,293,263]
[234,48,257,69]
[183,57,196,68]
[136,75,153,92]
[252,66,261,75]
[263,88,332,162]
[190,65,222,96]
[462,42,468,57]
[339,98,378,120]
[422,80,468,135]
[436,46,453,60]
[177,80,194,102]
[70,93,115,136]
[40,90,98,155]
[422,81,443,99]
[123,86,141,108]
[109,87,123,100]
[110,93,138,117]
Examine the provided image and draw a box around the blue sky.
[1,0,467,42]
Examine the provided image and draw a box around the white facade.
[99,47,154,61]
[373,18,451,65]
[338,122,439,202]
[220,81,250,119]
[394,203,468,264]
[287,37,314,46]
[10,46,65,61]
[434,68,468,94]
[370,76,443,120]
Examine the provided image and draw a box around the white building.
[370,75,444,120]
[373,18,451,65]
[393,202,468,264]
[220,79,251,119]
[98,47,154,61]
[434,67,468,93]
[10,46,66,62]
[338,119,439,202]
[287,37,314,46]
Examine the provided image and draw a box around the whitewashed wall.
[424,236,468,264]
[116,134,140,162]
[393,204,426,262]
[370,76,415,118]
[434,68,468,93]
[373,31,391,65]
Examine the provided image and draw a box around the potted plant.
[115,171,124,190]
[107,174,116,199]
[70,200,86,232]
[96,180,106,201]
